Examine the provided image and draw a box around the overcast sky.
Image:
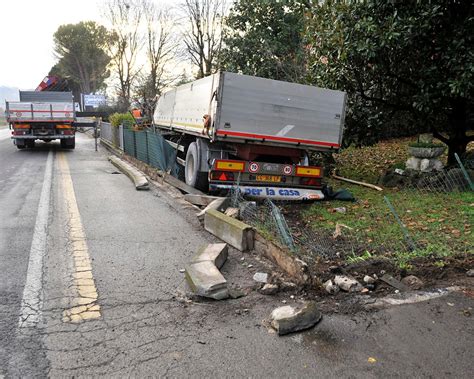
[0,0,106,89]
[0,0,183,91]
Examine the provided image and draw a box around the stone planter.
[408,146,445,159]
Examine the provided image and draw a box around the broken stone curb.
[185,243,229,300]
[190,243,228,269]
[108,156,149,190]
[197,197,230,220]
[204,209,254,252]
[270,301,322,336]
[254,233,309,285]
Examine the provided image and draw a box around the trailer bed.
[154,72,346,151]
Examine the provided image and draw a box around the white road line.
[0,129,10,140]
[18,150,53,328]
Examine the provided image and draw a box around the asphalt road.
[0,132,472,377]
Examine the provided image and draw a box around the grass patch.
[301,180,473,266]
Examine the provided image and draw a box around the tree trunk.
[446,98,469,166]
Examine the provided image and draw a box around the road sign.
[83,94,106,108]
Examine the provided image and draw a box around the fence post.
[133,130,137,158]
[119,124,124,150]
[454,153,474,191]
[384,196,416,251]
[145,131,150,164]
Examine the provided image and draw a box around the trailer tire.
[185,142,208,191]
[26,140,35,148]
[16,144,25,149]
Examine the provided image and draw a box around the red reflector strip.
[216,130,340,148]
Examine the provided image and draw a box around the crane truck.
[153,72,346,200]
[5,90,76,149]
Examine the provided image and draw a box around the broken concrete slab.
[204,209,254,251]
[185,261,229,300]
[380,274,409,291]
[197,197,230,220]
[334,275,362,292]
[190,243,228,269]
[270,301,322,336]
[109,156,149,190]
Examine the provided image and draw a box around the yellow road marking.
[57,152,101,323]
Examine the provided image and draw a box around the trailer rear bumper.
[209,184,324,201]
[12,135,75,139]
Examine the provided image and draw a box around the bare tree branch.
[103,0,144,109]
[180,0,227,78]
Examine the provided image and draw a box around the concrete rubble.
[363,275,376,284]
[334,275,363,292]
[323,279,340,294]
[401,275,424,290]
[270,301,322,336]
[253,272,268,283]
[185,243,229,300]
[224,207,239,218]
[260,283,279,295]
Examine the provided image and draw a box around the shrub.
[109,112,135,128]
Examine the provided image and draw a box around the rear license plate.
[256,175,281,183]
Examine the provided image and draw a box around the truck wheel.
[61,138,75,149]
[67,138,76,149]
[17,144,25,149]
[185,142,208,191]
[26,140,35,148]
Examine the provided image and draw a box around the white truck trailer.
[5,91,76,149]
[153,72,346,200]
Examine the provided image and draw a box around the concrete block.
[185,261,229,300]
[204,209,254,251]
[109,156,149,190]
[190,243,228,269]
[271,301,322,336]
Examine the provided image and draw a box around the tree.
[134,1,177,120]
[220,0,308,82]
[103,0,143,110]
[305,0,474,163]
[53,21,113,94]
[181,0,227,78]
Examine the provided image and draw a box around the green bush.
[109,112,135,128]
